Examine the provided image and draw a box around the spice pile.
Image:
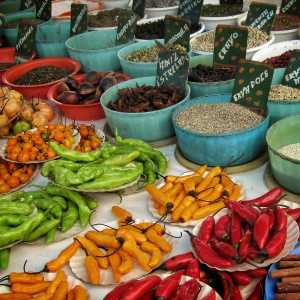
[88,8,127,28]
[201,4,243,17]
[192,27,269,53]
[14,66,70,85]
[175,103,263,135]
[268,85,300,101]
[272,14,300,31]
[263,50,292,68]
[278,143,300,160]
[126,44,187,63]
[145,0,178,8]
[108,85,184,112]
[147,165,242,222]
[189,65,236,83]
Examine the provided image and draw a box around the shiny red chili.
[248,268,267,278]
[231,272,251,286]
[266,209,275,231]
[231,284,243,300]
[201,290,216,300]
[247,280,263,300]
[214,215,231,241]
[275,207,288,231]
[198,216,215,242]
[238,230,252,262]
[253,213,270,250]
[231,213,242,248]
[104,280,138,300]
[248,245,260,260]
[225,201,258,224]
[241,188,284,207]
[172,278,200,300]
[264,228,287,258]
[210,239,238,260]
[285,208,300,220]
[219,272,233,300]
[161,252,195,271]
[185,259,201,279]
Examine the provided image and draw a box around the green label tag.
[280,0,300,15]
[35,0,51,21]
[156,47,189,92]
[21,0,34,10]
[15,22,36,59]
[213,25,248,68]
[177,0,204,26]
[132,0,145,18]
[116,10,138,45]
[231,60,274,114]
[70,3,87,36]
[244,2,277,34]
[282,50,300,88]
[164,15,190,51]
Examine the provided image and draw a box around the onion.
[32,112,48,127]
[0,114,8,128]
[4,99,21,118]
[21,103,34,122]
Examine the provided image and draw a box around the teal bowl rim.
[266,114,300,165]
[188,78,235,86]
[65,30,129,53]
[172,95,270,137]
[100,76,191,117]
[36,19,70,43]
[268,98,300,104]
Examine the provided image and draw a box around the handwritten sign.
[231,60,274,114]
[156,47,189,92]
[116,10,138,45]
[177,0,204,26]
[36,0,51,21]
[213,25,248,68]
[15,22,36,59]
[70,4,87,36]
[280,0,300,16]
[245,2,277,34]
[21,0,34,10]
[282,50,300,88]
[132,0,145,18]
[164,15,190,51]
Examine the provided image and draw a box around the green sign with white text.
[70,4,88,36]
[35,0,51,21]
[282,50,300,88]
[280,0,300,15]
[177,0,204,26]
[15,22,36,59]
[116,10,138,45]
[132,0,145,18]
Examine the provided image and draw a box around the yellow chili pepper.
[140,241,162,268]
[183,176,202,194]
[116,228,136,244]
[118,250,133,274]
[229,184,241,201]
[160,182,174,192]
[165,183,183,198]
[101,229,116,236]
[174,174,196,183]
[202,184,224,202]
[108,250,122,283]
[196,167,222,193]
[197,187,214,200]
[171,196,195,222]
[173,190,186,210]
[135,223,164,235]
[112,206,133,224]
[145,184,173,211]
[85,255,100,285]
[192,201,225,220]
[145,228,172,253]
[180,202,199,223]
[85,231,120,249]
[46,270,66,296]
[207,176,220,189]
[195,165,207,177]
[52,280,68,300]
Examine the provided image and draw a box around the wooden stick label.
[231,60,274,114]
[282,50,300,88]
[36,0,51,21]
[177,0,204,26]
[70,3,87,36]
[280,0,300,15]
[15,22,36,59]
[132,0,145,18]
[116,10,138,45]
[213,25,248,68]
[245,2,277,34]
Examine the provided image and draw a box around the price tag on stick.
[282,50,300,88]
[213,25,248,68]
[244,2,277,35]
[177,0,204,26]
[280,0,300,16]
[21,0,34,10]
[132,0,145,18]
[15,21,36,60]
[35,0,52,21]
[156,47,189,92]
[231,60,274,115]
[70,3,88,36]
[116,10,138,45]
[164,15,190,51]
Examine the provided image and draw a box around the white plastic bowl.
[103,0,130,9]
[145,5,178,18]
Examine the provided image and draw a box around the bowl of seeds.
[2,57,81,99]
[267,114,300,194]
[66,28,134,72]
[267,85,300,125]
[173,95,269,166]
[144,0,179,18]
[118,39,190,78]
[100,76,190,142]
[199,3,248,30]
[188,54,236,98]
[191,26,274,59]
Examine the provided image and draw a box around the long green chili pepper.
[45,185,91,227]
[144,159,157,184]
[0,226,11,232]
[52,196,67,210]
[26,218,60,242]
[30,197,62,219]
[51,166,83,186]
[41,160,85,177]
[0,248,10,269]
[83,194,97,210]
[116,134,152,150]
[61,201,79,232]
[0,212,44,247]
[0,202,33,216]
[49,141,102,162]
[0,191,25,202]
[101,151,140,166]
[45,226,57,244]
[100,144,118,159]
[0,215,28,226]
[76,165,104,183]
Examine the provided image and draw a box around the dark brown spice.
[263,50,293,68]
[88,8,128,28]
[189,65,236,82]
[201,4,243,17]
[108,85,184,112]
[272,14,300,31]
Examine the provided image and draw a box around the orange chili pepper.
[52,280,68,300]
[108,250,122,283]
[165,183,183,198]
[202,184,224,202]
[118,250,133,274]
[196,167,222,193]
[192,201,225,220]
[85,255,100,285]
[85,231,120,249]
[180,201,199,223]
[31,293,51,300]
[67,289,75,300]
[229,185,241,201]
[112,206,133,224]
[134,223,164,235]
[183,176,202,194]
[221,174,234,196]
[197,187,214,200]
[173,190,186,210]
[174,174,197,183]
[207,176,220,189]
[11,282,50,294]
[0,293,31,300]
[171,196,195,222]
[73,285,89,300]
[195,165,208,177]
[159,182,174,193]
[46,270,66,296]
[144,185,173,211]
[165,176,177,183]
[145,228,172,253]
[140,241,162,268]
[101,229,116,236]
[9,273,44,284]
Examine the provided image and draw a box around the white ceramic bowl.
[191,30,275,59]
[103,0,130,9]
[145,5,178,18]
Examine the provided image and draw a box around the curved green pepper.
[116,134,152,150]
[61,201,79,232]
[0,249,10,269]
[0,202,33,216]
[26,218,60,242]
[83,194,97,210]
[45,226,57,244]
[41,160,85,177]
[51,166,82,186]
[0,215,28,226]
[52,196,67,210]
[0,191,25,202]
[101,151,140,166]
[76,165,104,183]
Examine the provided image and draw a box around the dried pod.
[65,77,78,90]
[78,82,96,95]
[85,71,100,85]
[99,76,118,92]
[58,91,80,104]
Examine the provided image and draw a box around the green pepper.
[101,151,140,166]
[52,196,67,210]
[0,212,44,247]
[116,134,152,150]
[27,213,46,236]
[61,201,79,232]
[0,191,25,202]
[45,226,57,244]
[41,160,84,177]
[29,196,62,219]
[0,202,33,216]
[144,159,157,184]
[0,215,28,226]
[76,165,104,183]
[45,185,91,228]
[49,141,102,162]
[0,226,11,232]
[26,218,60,242]
[83,194,97,210]
[0,249,10,269]
[51,166,83,186]
[100,143,118,159]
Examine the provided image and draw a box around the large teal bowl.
[65,29,133,72]
[36,20,70,57]
[100,76,191,142]
[267,114,300,194]
[173,94,270,167]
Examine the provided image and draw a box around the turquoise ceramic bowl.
[65,29,133,72]
[101,76,191,142]
[36,20,70,57]
[267,114,300,194]
[173,94,270,167]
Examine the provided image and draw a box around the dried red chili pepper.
[161,252,195,271]
[263,229,287,258]
[210,239,238,260]
[214,215,231,241]
[185,259,201,279]
[285,208,300,220]
[155,271,184,300]
[248,268,267,278]
[275,207,288,231]
[238,230,252,262]
[247,280,263,300]
[248,245,260,260]
[253,213,270,250]
[198,216,215,242]
[241,188,284,207]
[231,213,242,248]
[201,290,216,300]
[231,272,251,286]
[231,284,242,300]
[225,201,258,224]
[172,278,200,300]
